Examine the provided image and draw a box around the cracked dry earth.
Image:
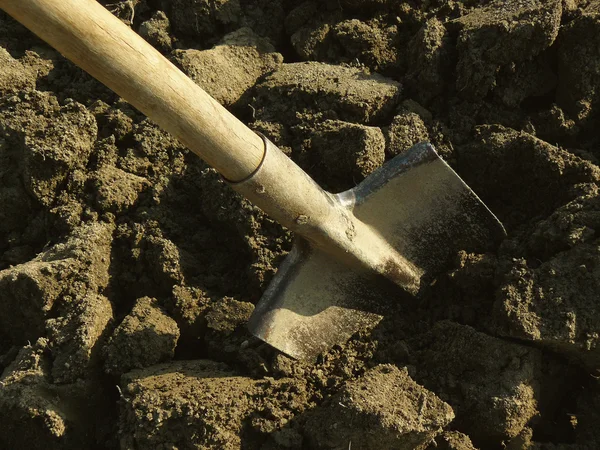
[1,0,600,449]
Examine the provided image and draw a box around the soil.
[1,0,600,449]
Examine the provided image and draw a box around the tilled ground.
[1,0,600,449]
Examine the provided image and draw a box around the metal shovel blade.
[248,143,505,361]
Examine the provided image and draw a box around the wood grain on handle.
[0,0,264,181]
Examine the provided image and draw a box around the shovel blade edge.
[346,142,505,278]
[248,241,388,361]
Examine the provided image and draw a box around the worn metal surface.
[239,141,505,361]
[231,136,425,294]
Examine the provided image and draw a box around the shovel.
[1,0,505,361]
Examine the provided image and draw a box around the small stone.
[304,364,454,449]
[295,214,309,225]
[103,297,180,376]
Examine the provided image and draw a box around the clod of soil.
[0,47,53,94]
[0,91,97,207]
[172,27,283,107]
[405,18,453,104]
[496,241,600,368]
[253,61,401,125]
[0,339,113,450]
[138,11,173,53]
[298,119,385,192]
[304,364,454,449]
[169,0,288,47]
[385,110,430,157]
[103,296,180,376]
[290,13,399,73]
[0,222,112,351]
[170,0,242,41]
[47,293,113,384]
[91,165,150,214]
[453,0,562,99]
[410,321,541,446]
[494,54,557,108]
[203,296,255,358]
[457,125,600,228]
[119,360,309,449]
[557,2,600,122]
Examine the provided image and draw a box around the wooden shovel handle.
[0,0,264,182]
